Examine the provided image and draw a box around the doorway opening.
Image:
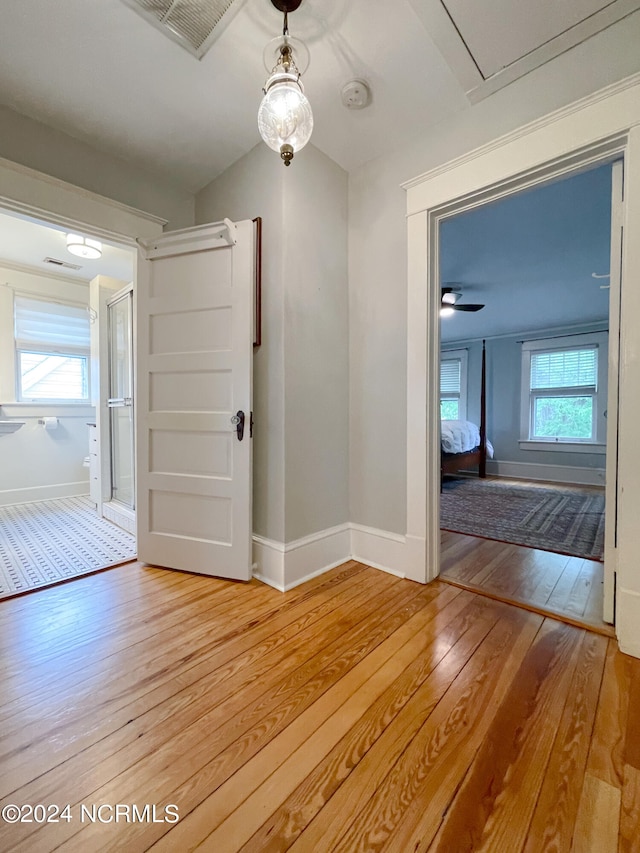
[436,162,616,635]
[0,206,137,598]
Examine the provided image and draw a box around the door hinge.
[250,411,254,438]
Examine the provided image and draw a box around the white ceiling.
[0,1,634,288]
[0,0,467,192]
[1,0,636,195]
[0,211,134,284]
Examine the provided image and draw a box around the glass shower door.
[107,290,134,509]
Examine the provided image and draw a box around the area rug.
[441,477,605,560]
[0,496,136,600]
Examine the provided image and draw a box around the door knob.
[231,410,245,441]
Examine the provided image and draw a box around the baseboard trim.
[617,587,640,659]
[486,460,605,486]
[253,524,352,592]
[252,535,286,591]
[253,522,409,590]
[0,481,90,507]
[349,523,408,579]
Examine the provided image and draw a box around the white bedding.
[441,419,494,458]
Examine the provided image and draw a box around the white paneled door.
[136,219,254,580]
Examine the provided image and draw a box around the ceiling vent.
[121,0,245,59]
[43,257,82,270]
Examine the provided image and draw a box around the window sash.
[529,390,596,441]
[530,346,597,391]
[520,332,607,447]
[18,350,89,402]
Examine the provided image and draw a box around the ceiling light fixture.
[258,0,313,166]
[66,234,102,260]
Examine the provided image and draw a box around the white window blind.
[14,295,90,355]
[440,358,461,393]
[530,347,597,390]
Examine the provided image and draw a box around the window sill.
[0,402,95,418]
[519,440,606,455]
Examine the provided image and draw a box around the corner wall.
[195,143,349,584]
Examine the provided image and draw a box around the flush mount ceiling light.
[258,0,313,167]
[66,234,102,260]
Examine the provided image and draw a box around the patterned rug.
[0,496,136,599]
[441,477,605,560]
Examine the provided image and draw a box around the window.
[520,333,608,450]
[440,349,467,420]
[14,295,90,402]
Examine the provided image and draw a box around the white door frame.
[404,75,640,659]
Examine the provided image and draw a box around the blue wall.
[443,323,608,474]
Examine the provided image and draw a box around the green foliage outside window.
[440,400,459,420]
[533,396,593,439]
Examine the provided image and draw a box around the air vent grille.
[122,0,242,58]
[43,257,82,270]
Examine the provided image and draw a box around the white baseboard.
[486,460,605,486]
[0,480,90,507]
[617,587,640,660]
[350,523,407,578]
[253,523,351,592]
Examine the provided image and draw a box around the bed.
[441,339,491,482]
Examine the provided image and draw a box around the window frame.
[519,332,608,453]
[440,348,468,421]
[14,294,91,405]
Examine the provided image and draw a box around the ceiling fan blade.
[452,303,485,312]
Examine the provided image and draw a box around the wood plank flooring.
[0,560,638,852]
[440,530,613,636]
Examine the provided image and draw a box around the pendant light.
[258,0,313,166]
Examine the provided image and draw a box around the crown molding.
[401,72,640,191]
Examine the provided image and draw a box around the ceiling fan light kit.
[440,286,485,315]
[258,0,313,166]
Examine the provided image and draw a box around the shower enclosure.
[107,288,134,510]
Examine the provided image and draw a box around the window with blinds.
[521,337,606,445]
[440,351,467,420]
[530,347,597,390]
[14,295,90,402]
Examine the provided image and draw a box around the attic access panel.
[408,0,640,101]
[121,0,246,59]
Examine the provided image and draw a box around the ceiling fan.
[441,287,485,315]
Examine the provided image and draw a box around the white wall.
[0,104,195,231]
[0,263,93,505]
[349,12,640,535]
[196,143,286,543]
[196,142,349,545]
[282,147,349,542]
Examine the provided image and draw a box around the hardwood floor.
[440,530,612,637]
[0,560,637,852]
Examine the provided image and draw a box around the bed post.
[479,339,487,478]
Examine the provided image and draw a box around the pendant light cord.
[283,11,289,35]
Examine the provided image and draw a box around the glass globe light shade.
[440,306,455,317]
[258,73,313,165]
